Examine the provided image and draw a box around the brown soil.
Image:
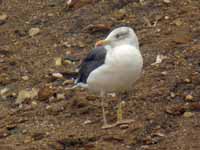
[0,0,200,150]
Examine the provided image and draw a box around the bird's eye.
[115,34,121,39]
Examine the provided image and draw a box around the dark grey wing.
[77,46,107,83]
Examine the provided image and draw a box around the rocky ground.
[0,0,200,149]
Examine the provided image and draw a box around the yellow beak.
[95,40,110,47]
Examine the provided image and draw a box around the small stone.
[0,13,8,21]
[53,43,58,48]
[108,93,116,97]
[113,9,126,20]
[164,16,169,20]
[23,137,32,144]
[0,88,9,96]
[55,57,62,66]
[153,132,166,137]
[183,112,194,118]
[22,129,27,134]
[163,0,171,3]
[56,93,65,100]
[156,28,161,32]
[38,86,55,101]
[151,55,167,65]
[22,76,29,81]
[16,88,39,104]
[46,105,52,110]
[11,92,17,97]
[47,13,54,17]
[62,80,74,85]
[83,119,92,125]
[170,92,176,98]
[119,124,129,129]
[0,13,7,25]
[0,129,9,139]
[174,19,182,26]
[185,94,193,101]
[62,41,71,48]
[52,73,63,79]
[31,101,37,107]
[29,27,40,37]
[0,59,4,63]
[161,71,167,75]
[184,78,191,83]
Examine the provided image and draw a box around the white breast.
[87,45,143,93]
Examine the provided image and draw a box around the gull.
[76,27,143,129]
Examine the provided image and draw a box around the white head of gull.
[96,26,139,49]
[76,26,143,129]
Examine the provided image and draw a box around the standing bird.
[76,27,143,129]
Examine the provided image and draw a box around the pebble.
[164,16,170,20]
[183,112,194,118]
[161,71,168,75]
[170,92,176,98]
[46,105,52,110]
[22,129,27,134]
[62,80,74,85]
[156,28,161,32]
[83,119,92,125]
[23,137,32,144]
[0,13,7,21]
[184,78,191,83]
[56,93,65,100]
[38,86,55,101]
[185,94,193,101]
[108,93,116,97]
[78,41,85,48]
[31,101,37,107]
[163,0,171,3]
[16,88,39,104]
[29,27,40,37]
[0,129,9,139]
[0,59,4,63]
[0,13,7,25]
[22,76,29,81]
[0,88,9,96]
[55,57,62,66]
[0,88,10,100]
[119,124,129,129]
[151,55,167,65]
[174,19,182,26]
[52,73,63,79]
[62,41,71,48]
[47,13,54,17]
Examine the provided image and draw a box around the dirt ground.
[0,0,200,149]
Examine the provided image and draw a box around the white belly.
[87,45,143,93]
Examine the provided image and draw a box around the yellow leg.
[101,94,135,129]
[117,101,125,122]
